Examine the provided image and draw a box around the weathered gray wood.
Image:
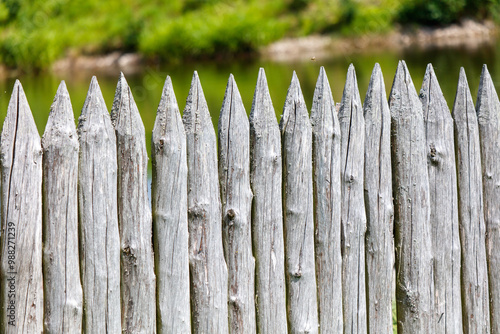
[476,64,500,334]
[183,71,229,334]
[280,72,319,334]
[42,81,82,333]
[310,66,343,334]
[363,63,394,334]
[0,80,43,333]
[389,60,434,334]
[338,64,367,334]
[249,68,288,334]
[77,76,121,333]
[151,76,191,334]
[452,67,490,334]
[111,73,156,333]
[218,74,256,334]
[420,64,462,334]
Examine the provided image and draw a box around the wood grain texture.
[78,76,121,333]
[111,73,156,334]
[0,80,43,333]
[452,67,490,334]
[183,72,229,334]
[42,81,82,333]
[310,66,343,334]
[338,64,367,334]
[389,61,434,334]
[218,74,256,334]
[152,76,191,334]
[249,68,288,334]
[476,64,500,334]
[280,72,319,334]
[363,64,394,334]
[420,64,462,334]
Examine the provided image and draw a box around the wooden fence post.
[339,64,367,334]
[0,80,43,333]
[476,64,500,334]
[249,68,288,334]
[42,81,83,333]
[152,76,191,333]
[280,72,319,333]
[452,67,490,333]
[389,61,434,333]
[218,74,256,334]
[78,77,121,333]
[363,63,394,334]
[310,66,343,334]
[420,64,462,334]
[183,72,229,334]
[111,73,156,333]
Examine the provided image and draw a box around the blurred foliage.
[0,0,498,70]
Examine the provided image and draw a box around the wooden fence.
[0,60,498,334]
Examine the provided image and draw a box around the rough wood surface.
[476,64,500,334]
[0,80,43,333]
[338,64,367,334]
[151,76,191,334]
[363,63,394,334]
[420,64,462,334]
[218,74,256,334]
[310,66,343,334]
[111,73,156,333]
[249,68,288,334]
[452,67,490,334]
[280,72,319,334]
[78,77,121,333]
[42,81,82,333]
[183,72,229,334]
[389,61,434,334]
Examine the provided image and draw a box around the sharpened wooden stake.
[111,73,156,333]
[452,67,490,334]
[476,64,500,334]
[389,61,434,334]
[249,68,288,334]
[152,76,191,334]
[183,72,229,334]
[363,63,394,334]
[42,81,83,333]
[280,71,319,334]
[0,80,43,333]
[420,64,462,334]
[218,74,256,334]
[78,76,121,333]
[310,66,343,334]
[339,64,367,334]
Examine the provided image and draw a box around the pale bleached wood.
[476,64,500,334]
[420,64,462,334]
[152,76,191,334]
[183,71,229,334]
[338,64,367,334]
[389,61,434,334]
[42,81,82,333]
[310,66,343,334]
[363,64,394,334]
[78,76,121,333]
[0,80,43,333]
[218,74,256,334]
[249,68,288,334]
[111,73,156,333]
[280,71,319,334]
[452,67,490,334]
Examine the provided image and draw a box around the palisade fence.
[0,60,498,334]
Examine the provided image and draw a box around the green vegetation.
[0,0,498,70]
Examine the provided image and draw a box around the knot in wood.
[227,209,236,220]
